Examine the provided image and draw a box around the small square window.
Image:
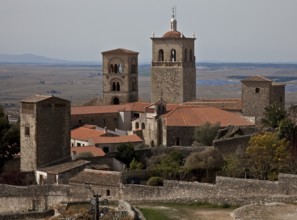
[255,88,260,94]
[25,126,30,136]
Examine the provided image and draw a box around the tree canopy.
[193,122,220,146]
[261,103,287,128]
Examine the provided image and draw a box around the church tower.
[151,8,196,104]
[102,48,139,105]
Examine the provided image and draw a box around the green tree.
[0,107,20,169]
[261,103,287,128]
[115,143,136,167]
[278,118,296,140]
[129,158,143,170]
[193,122,220,146]
[245,132,290,180]
[184,147,224,179]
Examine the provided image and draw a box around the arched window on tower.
[158,49,164,61]
[171,49,176,62]
[114,64,118,73]
[189,49,193,62]
[184,49,188,62]
[109,64,114,73]
[112,82,116,91]
[117,82,120,91]
[118,64,123,74]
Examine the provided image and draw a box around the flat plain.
[1,63,297,117]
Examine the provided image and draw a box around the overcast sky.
[1,0,297,63]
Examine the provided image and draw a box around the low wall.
[122,174,297,206]
[0,184,69,213]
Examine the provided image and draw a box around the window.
[118,64,123,74]
[189,49,193,62]
[176,137,180,146]
[78,119,82,125]
[103,147,109,153]
[114,64,118,73]
[116,82,120,91]
[77,143,81,147]
[112,82,116,91]
[171,49,176,61]
[141,123,145,130]
[255,88,260,94]
[184,49,187,62]
[151,140,155,148]
[106,189,110,196]
[113,97,120,105]
[25,126,30,136]
[109,64,114,73]
[135,122,139,129]
[158,49,164,61]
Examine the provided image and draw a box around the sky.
[1,0,297,63]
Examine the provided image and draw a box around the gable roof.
[38,160,91,174]
[163,106,254,127]
[69,169,121,187]
[90,134,143,145]
[71,146,105,157]
[71,127,106,141]
[241,75,272,82]
[101,48,139,55]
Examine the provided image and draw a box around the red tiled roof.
[90,134,143,144]
[184,99,242,111]
[101,48,139,55]
[124,102,151,113]
[163,106,254,127]
[71,146,105,157]
[71,105,127,115]
[71,127,105,141]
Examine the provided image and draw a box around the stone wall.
[122,174,297,206]
[0,184,69,213]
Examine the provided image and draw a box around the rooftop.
[90,134,143,145]
[163,106,254,127]
[241,75,272,82]
[69,169,121,187]
[71,146,105,157]
[21,94,68,103]
[38,160,91,174]
[102,48,139,55]
[71,127,106,141]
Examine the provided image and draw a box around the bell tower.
[151,8,196,104]
[102,48,139,105]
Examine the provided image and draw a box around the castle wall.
[213,135,252,155]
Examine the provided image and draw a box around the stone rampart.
[122,174,297,206]
[0,184,69,213]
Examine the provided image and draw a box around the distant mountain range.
[0,53,98,65]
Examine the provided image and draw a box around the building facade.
[151,10,196,104]
[20,95,71,172]
[241,76,285,117]
[102,48,139,105]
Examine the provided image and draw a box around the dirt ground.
[136,203,234,220]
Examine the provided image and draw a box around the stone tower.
[20,95,71,172]
[151,8,196,104]
[102,48,139,105]
[241,76,285,117]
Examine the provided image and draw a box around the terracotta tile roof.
[163,106,254,127]
[71,127,106,141]
[71,104,127,115]
[90,134,143,145]
[69,169,121,187]
[38,160,91,174]
[123,102,151,113]
[241,75,272,82]
[72,146,105,157]
[101,48,139,55]
[184,99,242,111]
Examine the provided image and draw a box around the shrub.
[147,176,164,186]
